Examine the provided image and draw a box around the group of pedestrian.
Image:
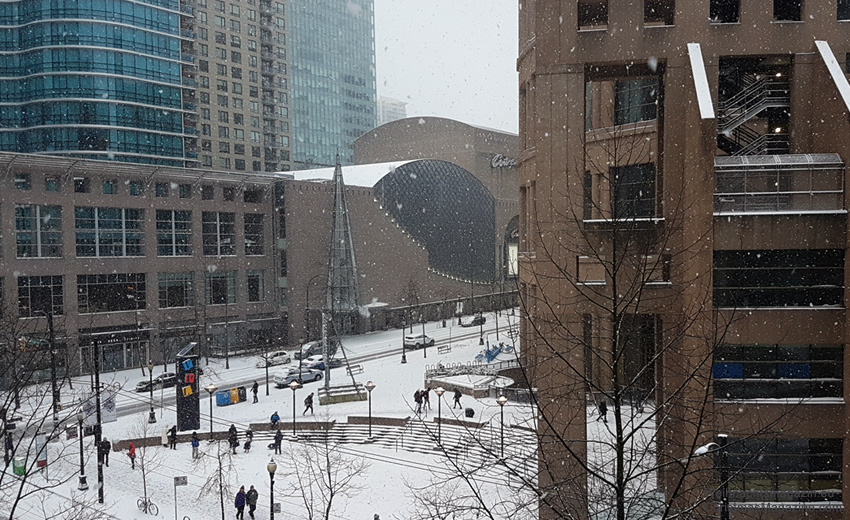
[413,388,431,415]
[234,484,259,519]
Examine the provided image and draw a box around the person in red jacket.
[128,442,136,469]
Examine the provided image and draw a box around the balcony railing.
[714,154,845,214]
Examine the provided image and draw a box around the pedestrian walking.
[413,389,423,415]
[423,387,431,410]
[5,432,13,466]
[244,428,253,452]
[303,392,314,415]
[191,431,200,459]
[161,427,168,447]
[273,428,283,454]
[453,389,462,409]
[128,442,136,469]
[235,485,246,520]
[270,411,280,425]
[228,424,239,454]
[98,437,111,467]
[251,381,259,404]
[597,400,608,423]
[246,485,259,519]
[168,425,178,450]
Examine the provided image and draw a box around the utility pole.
[93,340,104,504]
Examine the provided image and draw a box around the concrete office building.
[0,0,199,168]
[519,1,850,518]
[193,0,292,172]
[289,0,377,169]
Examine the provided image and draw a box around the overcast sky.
[373,0,519,134]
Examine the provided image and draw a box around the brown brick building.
[519,1,850,518]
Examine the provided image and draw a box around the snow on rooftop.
[291,160,419,188]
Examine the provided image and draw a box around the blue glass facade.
[289,0,376,168]
[0,0,194,166]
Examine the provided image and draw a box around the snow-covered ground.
[3,312,534,520]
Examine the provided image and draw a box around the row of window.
[0,0,181,34]
[2,48,182,84]
[17,270,267,317]
[0,101,184,134]
[0,75,183,107]
[14,205,266,258]
[578,1,850,28]
[0,128,185,158]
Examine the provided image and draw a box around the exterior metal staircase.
[717,74,790,156]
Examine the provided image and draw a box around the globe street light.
[267,458,277,520]
[435,387,445,444]
[497,395,508,458]
[206,384,217,438]
[365,381,376,439]
[147,361,156,424]
[76,411,88,491]
[289,380,300,439]
[400,318,407,364]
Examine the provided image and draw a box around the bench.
[438,344,452,354]
[346,364,364,375]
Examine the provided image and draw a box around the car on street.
[300,355,326,370]
[403,333,435,349]
[461,315,486,327]
[135,372,177,392]
[273,367,323,387]
[293,341,324,360]
[256,350,291,368]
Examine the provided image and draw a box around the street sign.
[174,476,187,486]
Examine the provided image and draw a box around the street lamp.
[479,313,485,345]
[289,380,299,439]
[497,395,508,458]
[147,361,156,424]
[421,318,427,359]
[76,411,88,490]
[33,310,59,430]
[435,387,445,444]
[365,381,376,439]
[692,437,727,520]
[298,338,304,383]
[206,384,217,438]
[400,319,407,364]
[267,458,277,520]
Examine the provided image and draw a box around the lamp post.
[717,434,729,520]
[479,313,485,345]
[497,395,508,458]
[400,319,407,364]
[267,458,277,520]
[147,361,156,424]
[289,380,299,439]
[421,318,427,359]
[298,338,304,383]
[263,339,270,397]
[33,310,59,430]
[206,384,217,438]
[435,387,445,444]
[365,381,375,439]
[76,411,88,490]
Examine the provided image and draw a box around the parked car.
[327,357,343,369]
[300,355,325,370]
[461,315,486,327]
[293,341,324,360]
[256,350,291,368]
[273,367,323,387]
[403,333,435,349]
[135,372,177,392]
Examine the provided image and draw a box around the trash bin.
[237,386,247,403]
[13,457,25,476]
[216,390,231,406]
[464,408,475,418]
[229,388,240,404]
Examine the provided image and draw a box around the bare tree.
[197,439,241,520]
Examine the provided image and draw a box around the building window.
[727,437,841,503]
[129,180,144,196]
[583,171,593,220]
[216,79,228,92]
[77,273,145,313]
[223,187,236,201]
[713,249,844,307]
[18,275,63,316]
[246,270,264,302]
[202,211,235,255]
[244,214,264,255]
[710,0,740,23]
[774,0,802,21]
[614,78,657,125]
[73,177,91,193]
[102,179,118,194]
[179,184,191,198]
[205,270,237,304]
[202,124,211,136]
[75,207,144,257]
[14,173,31,190]
[219,141,230,152]
[202,185,215,200]
[202,155,213,167]
[644,0,674,25]
[156,210,192,256]
[244,188,263,204]
[235,159,246,170]
[713,344,843,399]
[578,0,608,29]
[45,176,61,192]
[841,0,850,19]
[15,205,62,258]
[612,163,656,218]
[158,272,195,308]
[155,183,169,197]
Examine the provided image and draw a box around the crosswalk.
[245,416,539,478]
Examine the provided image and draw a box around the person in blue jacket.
[235,485,246,519]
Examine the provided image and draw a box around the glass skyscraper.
[0,0,197,167]
[289,0,376,168]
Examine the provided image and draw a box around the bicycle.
[137,496,159,515]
